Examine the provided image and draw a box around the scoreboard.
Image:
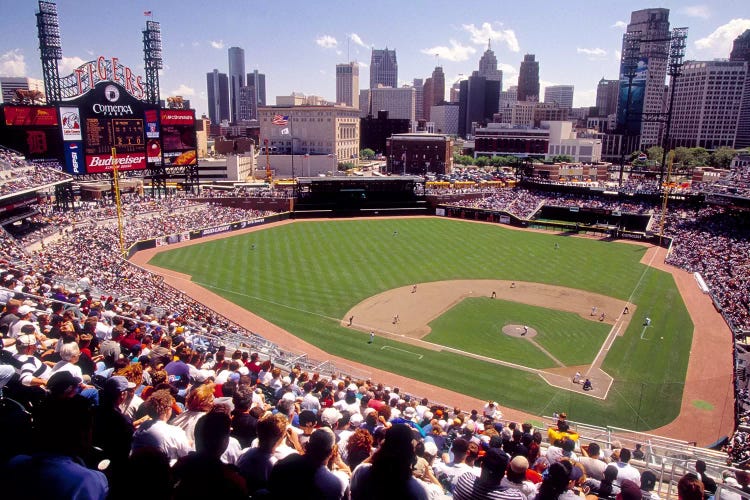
[84,118,145,155]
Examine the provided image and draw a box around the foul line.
[588,245,661,376]
[381,345,423,359]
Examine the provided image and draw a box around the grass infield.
[148,218,693,429]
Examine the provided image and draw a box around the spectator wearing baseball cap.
[93,376,135,488]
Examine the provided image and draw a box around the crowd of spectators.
[0,146,749,494]
[0,147,72,197]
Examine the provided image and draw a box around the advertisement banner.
[144,109,160,139]
[160,109,197,166]
[59,107,82,141]
[616,57,648,135]
[63,142,85,174]
[85,152,146,173]
[146,139,162,164]
[4,106,59,127]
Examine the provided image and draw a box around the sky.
[1,0,749,118]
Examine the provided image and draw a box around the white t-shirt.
[132,420,192,462]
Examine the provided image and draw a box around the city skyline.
[0,0,748,118]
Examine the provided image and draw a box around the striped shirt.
[454,471,529,500]
[15,354,52,386]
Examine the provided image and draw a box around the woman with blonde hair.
[170,382,215,442]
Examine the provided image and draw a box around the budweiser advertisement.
[86,152,146,173]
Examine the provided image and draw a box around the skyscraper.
[336,62,359,108]
[458,74,500,138]
[370,48,398,89]
[517,54,540,101]
[596,78,620,117]
[413,78,424,121]
[544,85,574,109]
[669,60,747,150]
[478,40,503,91]
[206,69,230,125]
[422,77,433,121]
[616,8,670,148]
[247,70,266,116]
[228,47,245,123]
[730,29,750,149]
[370,86,415,121]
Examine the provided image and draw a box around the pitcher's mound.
[503,324,537,338]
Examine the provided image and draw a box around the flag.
[280,128,290,135]
[272,114,289,126]
[144,10,152,16]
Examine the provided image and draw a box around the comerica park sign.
[59,56,146,101]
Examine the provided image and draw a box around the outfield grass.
[148,218,693,429]
[425,298,610,369]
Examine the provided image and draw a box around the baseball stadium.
[0,2,749,499]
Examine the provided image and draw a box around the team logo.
[104,85,120,102]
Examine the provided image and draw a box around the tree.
[711,147,736,168]
[646,146,663,163]
[552,155,574,163]
[672,147,691,166]
[338,161,355,171]
[687,147,710,167]
[359,148,376,160]
[474,156,489,167]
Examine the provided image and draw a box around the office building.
[258,105,360,163]
[370,86,415,122]
[424,66,445,121]
[546,121,602,163]
[449,80,462,103]
[359,89,371,117]
[474,123,549,158]
[413,78,424,121]
[422,78,433,122]
[731,30,750,149]
[478,40,503,89]
[458,74,501,138]
[336,62,359,108]
[0,77,44,104]
[206,70,230,125]
[370,48,398,89]
[430,103,460,135]
[616,8,670,148]
[517,54,540,101]
[245,70,266,120]
[669,60,747,150]
[360,110,411,155]
[596,79,620,117]
[544,85,574,109]
[228,47,245,123]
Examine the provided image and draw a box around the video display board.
[160,109,197,166]
[0,105,63,163]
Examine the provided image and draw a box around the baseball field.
[147,217,694,430]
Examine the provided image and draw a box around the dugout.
[294,176,428,217]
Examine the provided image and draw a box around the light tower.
[143,20,163,105]
[36,1,62,103]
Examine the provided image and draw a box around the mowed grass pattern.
[149,218,693,429]
[425,298,610,369]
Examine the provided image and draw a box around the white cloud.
[680,5,711,19]
[462,22,520,53]
[421,40,476,62]
[611,21,627,29]
[315,35,338,49]
[209,40,224,49]
[0,49,26,77]
[695,18,750,57]
[573,88,597,108]
[192,41,200,47]
[576,47,607,60]
[356,61,368,69]
[614,49,622,63]
[170,84,195,96]
[349,33,368,49]
[59,56,87,75]
[498,63,518,78]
